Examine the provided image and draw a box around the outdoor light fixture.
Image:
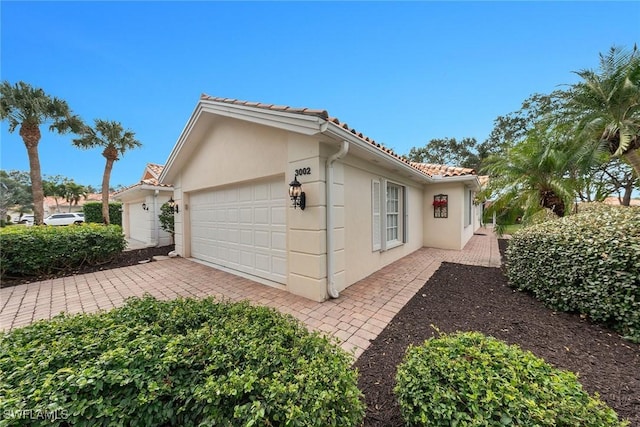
[168,197,179,214]
[142,203,149,211]
[288,176,306,210]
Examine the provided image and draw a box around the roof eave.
[113,184,174,200]
[322,122,439,183]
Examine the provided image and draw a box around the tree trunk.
[101,158,114,225]
[624,148,640,178]
[541,190,566,217]
[19,123,44,225]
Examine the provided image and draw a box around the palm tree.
[64,181,88,212]
[483,126,579,222]
[0,81,84,224]
[563,46,640,175]
[73,119,141,224]
[43,176,67,213]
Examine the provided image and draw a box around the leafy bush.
[506,204,640,341]
[0,223,126,278]
[395,331,627,426]
[82,201,122,226]
[0,296,365,426]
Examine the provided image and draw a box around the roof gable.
[161,94,481,186]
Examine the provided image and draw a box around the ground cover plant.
[355,261,639,426]
[0,224,126,281]
[506,204,640,341]
[0,296,365,426]
[395,331,625,426]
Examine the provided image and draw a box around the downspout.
[326,140,349,299]
[153,189,159,247]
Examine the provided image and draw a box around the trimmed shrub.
[0,224,126,278]
[82,201,122,226]
[395,331,627,426]
[506,204,640,341]
[0,296,365,427]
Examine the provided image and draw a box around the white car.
[43,213,85,226]
[15,214,35,225]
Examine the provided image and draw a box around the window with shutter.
[372,179,405,251]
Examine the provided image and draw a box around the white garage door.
[129,202,149,243]
[190,178,287,284]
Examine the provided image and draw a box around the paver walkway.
[1,228,501,359]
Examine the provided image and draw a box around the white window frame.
[372,179,406,252]
[465,188,473,227]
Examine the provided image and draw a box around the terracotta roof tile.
[200,94,330,120]
[200,94,479,180]
[114,163,172,195]
[410,163,477,177]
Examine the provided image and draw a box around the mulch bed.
[355,241,640,426]
[0,245,175,288]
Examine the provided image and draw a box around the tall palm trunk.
[19,123,44,225]
[624,148,640,178]
[101,146,118,225]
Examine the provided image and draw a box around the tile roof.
[200,95,329,120]
[114,163,172,195]
[200,94,478,180]
[410,163,477,177]
[140,163,165,185]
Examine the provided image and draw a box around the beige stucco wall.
[342,155,425,286]
[180,117,288,192]
[423,182,478,250]
[286,135,328,301]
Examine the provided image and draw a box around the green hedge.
[0,224,126,278]
[506,204,640,341]
[0,296,365,426]
[395,331,627,426]
[83,201,122,226]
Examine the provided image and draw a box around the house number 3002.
[295,167,311,176]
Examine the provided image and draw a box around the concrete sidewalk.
[1,228,501,358]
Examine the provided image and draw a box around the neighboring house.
[603,196,640,206]
[159,95,485,302]
[44,193,103,215]
[114,163,174,247]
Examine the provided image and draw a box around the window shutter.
[403,187,408,243]
[372,179,381,251]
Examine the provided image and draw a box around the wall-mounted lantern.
[142,202,149,211]
[168,197,179,214]
[433,194,448,218]
[288,176,306,210]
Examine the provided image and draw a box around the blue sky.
[1,1,639,189]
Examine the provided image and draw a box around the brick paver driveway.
[1,229,501,358]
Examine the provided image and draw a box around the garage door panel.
[272,231,286,251]
[254,207,269,224]
[254,230,269,249]
[190,178,287,284]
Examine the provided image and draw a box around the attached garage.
[189,177,287,284]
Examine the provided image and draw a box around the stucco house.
[159,95,484,302]
[114,163,174,247]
